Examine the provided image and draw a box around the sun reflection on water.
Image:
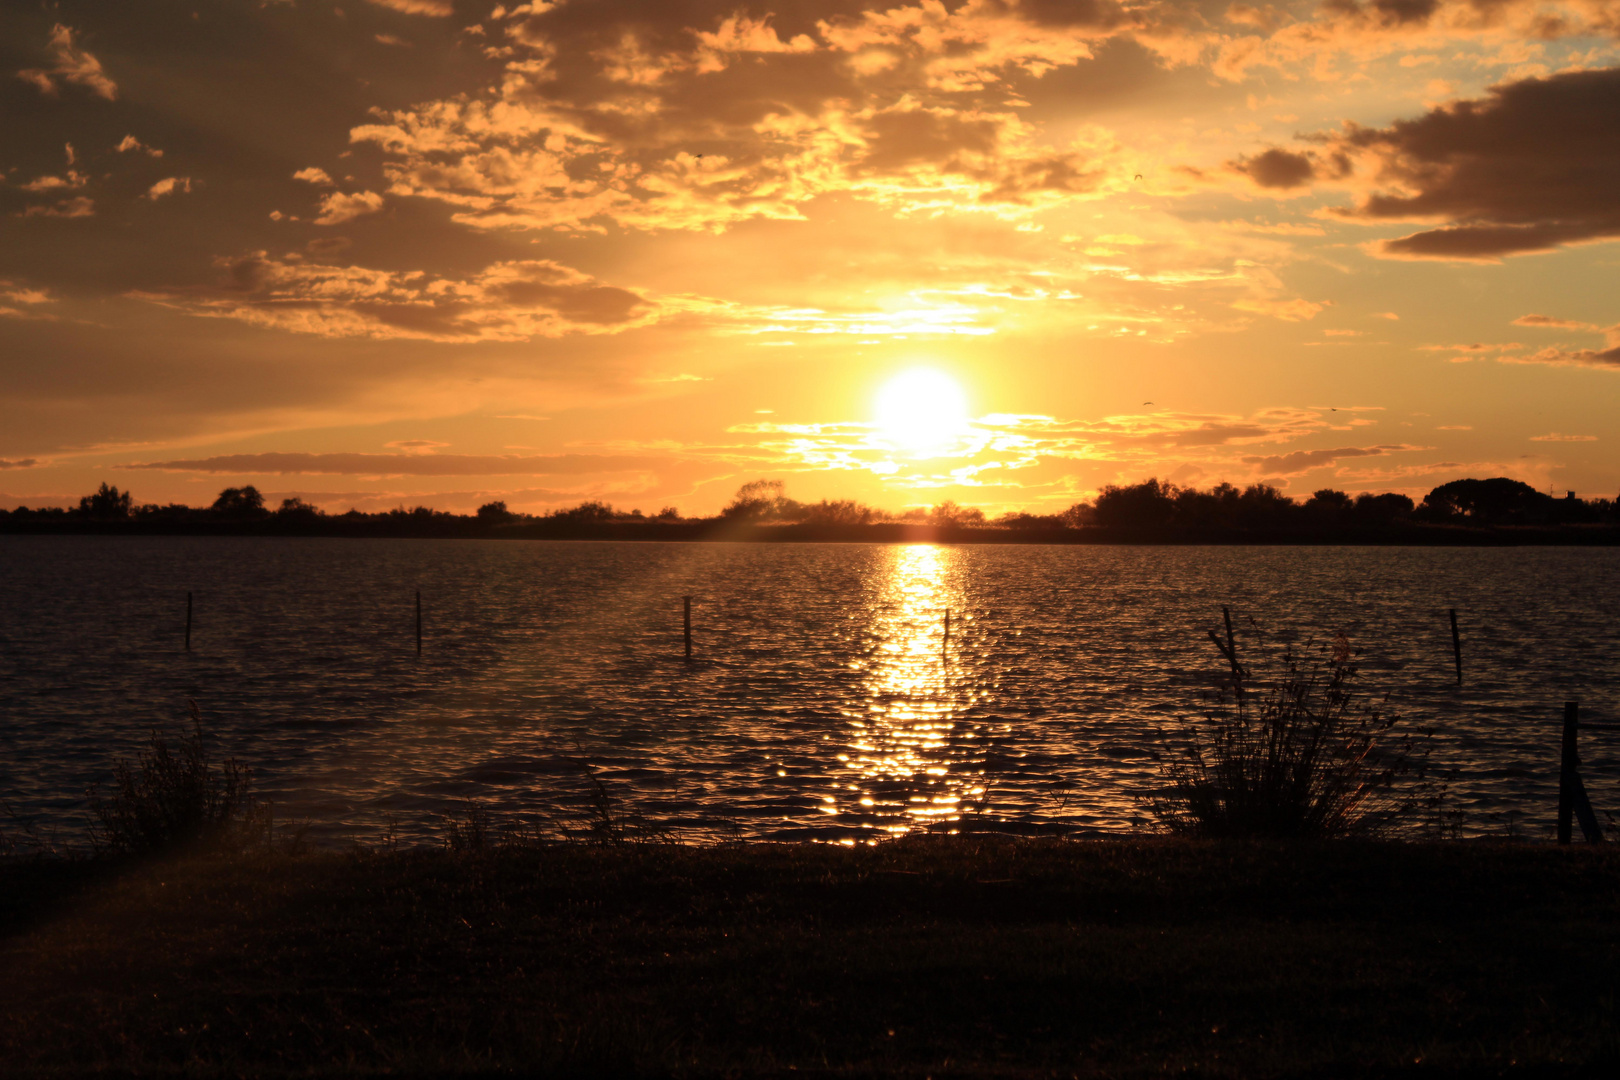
[830,544,991,836]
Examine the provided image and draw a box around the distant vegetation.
[4,476,1617,541]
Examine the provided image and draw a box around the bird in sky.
[1143,401,1155,405]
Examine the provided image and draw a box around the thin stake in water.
[684,595,693,661]
[944,607,951,656]
[1449,608,1463,685]
[185,591,192,653]
[1206,606,1247,692]
[416,590,422,656]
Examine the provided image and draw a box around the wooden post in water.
[1558,701,1606,844]
[415,590,422,656]
[684,596,693,661]
[1558,701,1578,844]
[185,591,192,653]
[1449,608,1463,685]
[943,608,951,655]
[1222,606,1244,689]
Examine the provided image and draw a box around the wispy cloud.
[17,24,117,100]
[119,452,669,476]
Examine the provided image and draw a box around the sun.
[874,368,968,455]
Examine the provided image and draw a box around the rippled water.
[2,537,1617,845]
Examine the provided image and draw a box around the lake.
[2,537,1617,845]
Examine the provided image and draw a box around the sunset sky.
[3,0,1616,516]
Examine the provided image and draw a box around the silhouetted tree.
[1237,483,1297,529]
[211,486,267,518]
[276,497,321,520]
[928,500,985,526]
[1094,478,1177,529]
[995,511,1063,529]
[1421,478,1548,524]
[1055,502,1092,528]
[653,506,681,520]
[1351,492,1414,527]
[78,483,133,520]
[1303,488,1353,528]
[800,499,878,526]
[1173,482,1242,530]
[721,479,800,521]
[549,500,616,522]
[476,500,511,523]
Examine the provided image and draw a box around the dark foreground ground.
[2,838,1617,1078]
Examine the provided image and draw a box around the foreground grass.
[2,838,1618,1078]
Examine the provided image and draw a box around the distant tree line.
[3,476,1617,540]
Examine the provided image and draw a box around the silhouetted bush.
[1149,643,1424,839]
[89,704,266,856]
[443,801,494,852]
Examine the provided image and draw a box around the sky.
[2,0,1617,517]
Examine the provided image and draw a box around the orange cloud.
[136,255,660,342]
[346,1,1142,236]
[20,196,94,218]
[314,191,385,225]
[1232,297,1330,321]
[119,452,666,476]
[1513,313,1601,330]
[146,177,193,200]
[365,0,453,15]
[16,23,117,100]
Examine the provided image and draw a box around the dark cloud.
[1512,313,1600,329]
[1241,444,1413,474]
[0,458,41,469]
[1236,148,1316,189]
[1320,0,1443,28]
[143,256,656,341]
[119,452,667,476]
[1333,67,1620,259]
[1506,343,1620,370]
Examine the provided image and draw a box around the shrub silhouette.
[90,703,266,856]
[1149,643,1423,839]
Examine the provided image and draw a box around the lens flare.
[874,368,968,455]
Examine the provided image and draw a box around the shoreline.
[6,519,1620,545]
[5,836,1617,1077]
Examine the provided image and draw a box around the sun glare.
[874,369,968,455]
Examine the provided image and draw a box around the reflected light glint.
[834,544,988,836]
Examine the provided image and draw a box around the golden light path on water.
[829,544,996,838]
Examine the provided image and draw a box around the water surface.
[2,537,1616,844]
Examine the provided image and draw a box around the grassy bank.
[3,838,1618,1077]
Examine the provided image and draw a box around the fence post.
[1449,608,1463,685]
[1559,701,1578,844]
[1559,701,1606,844]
